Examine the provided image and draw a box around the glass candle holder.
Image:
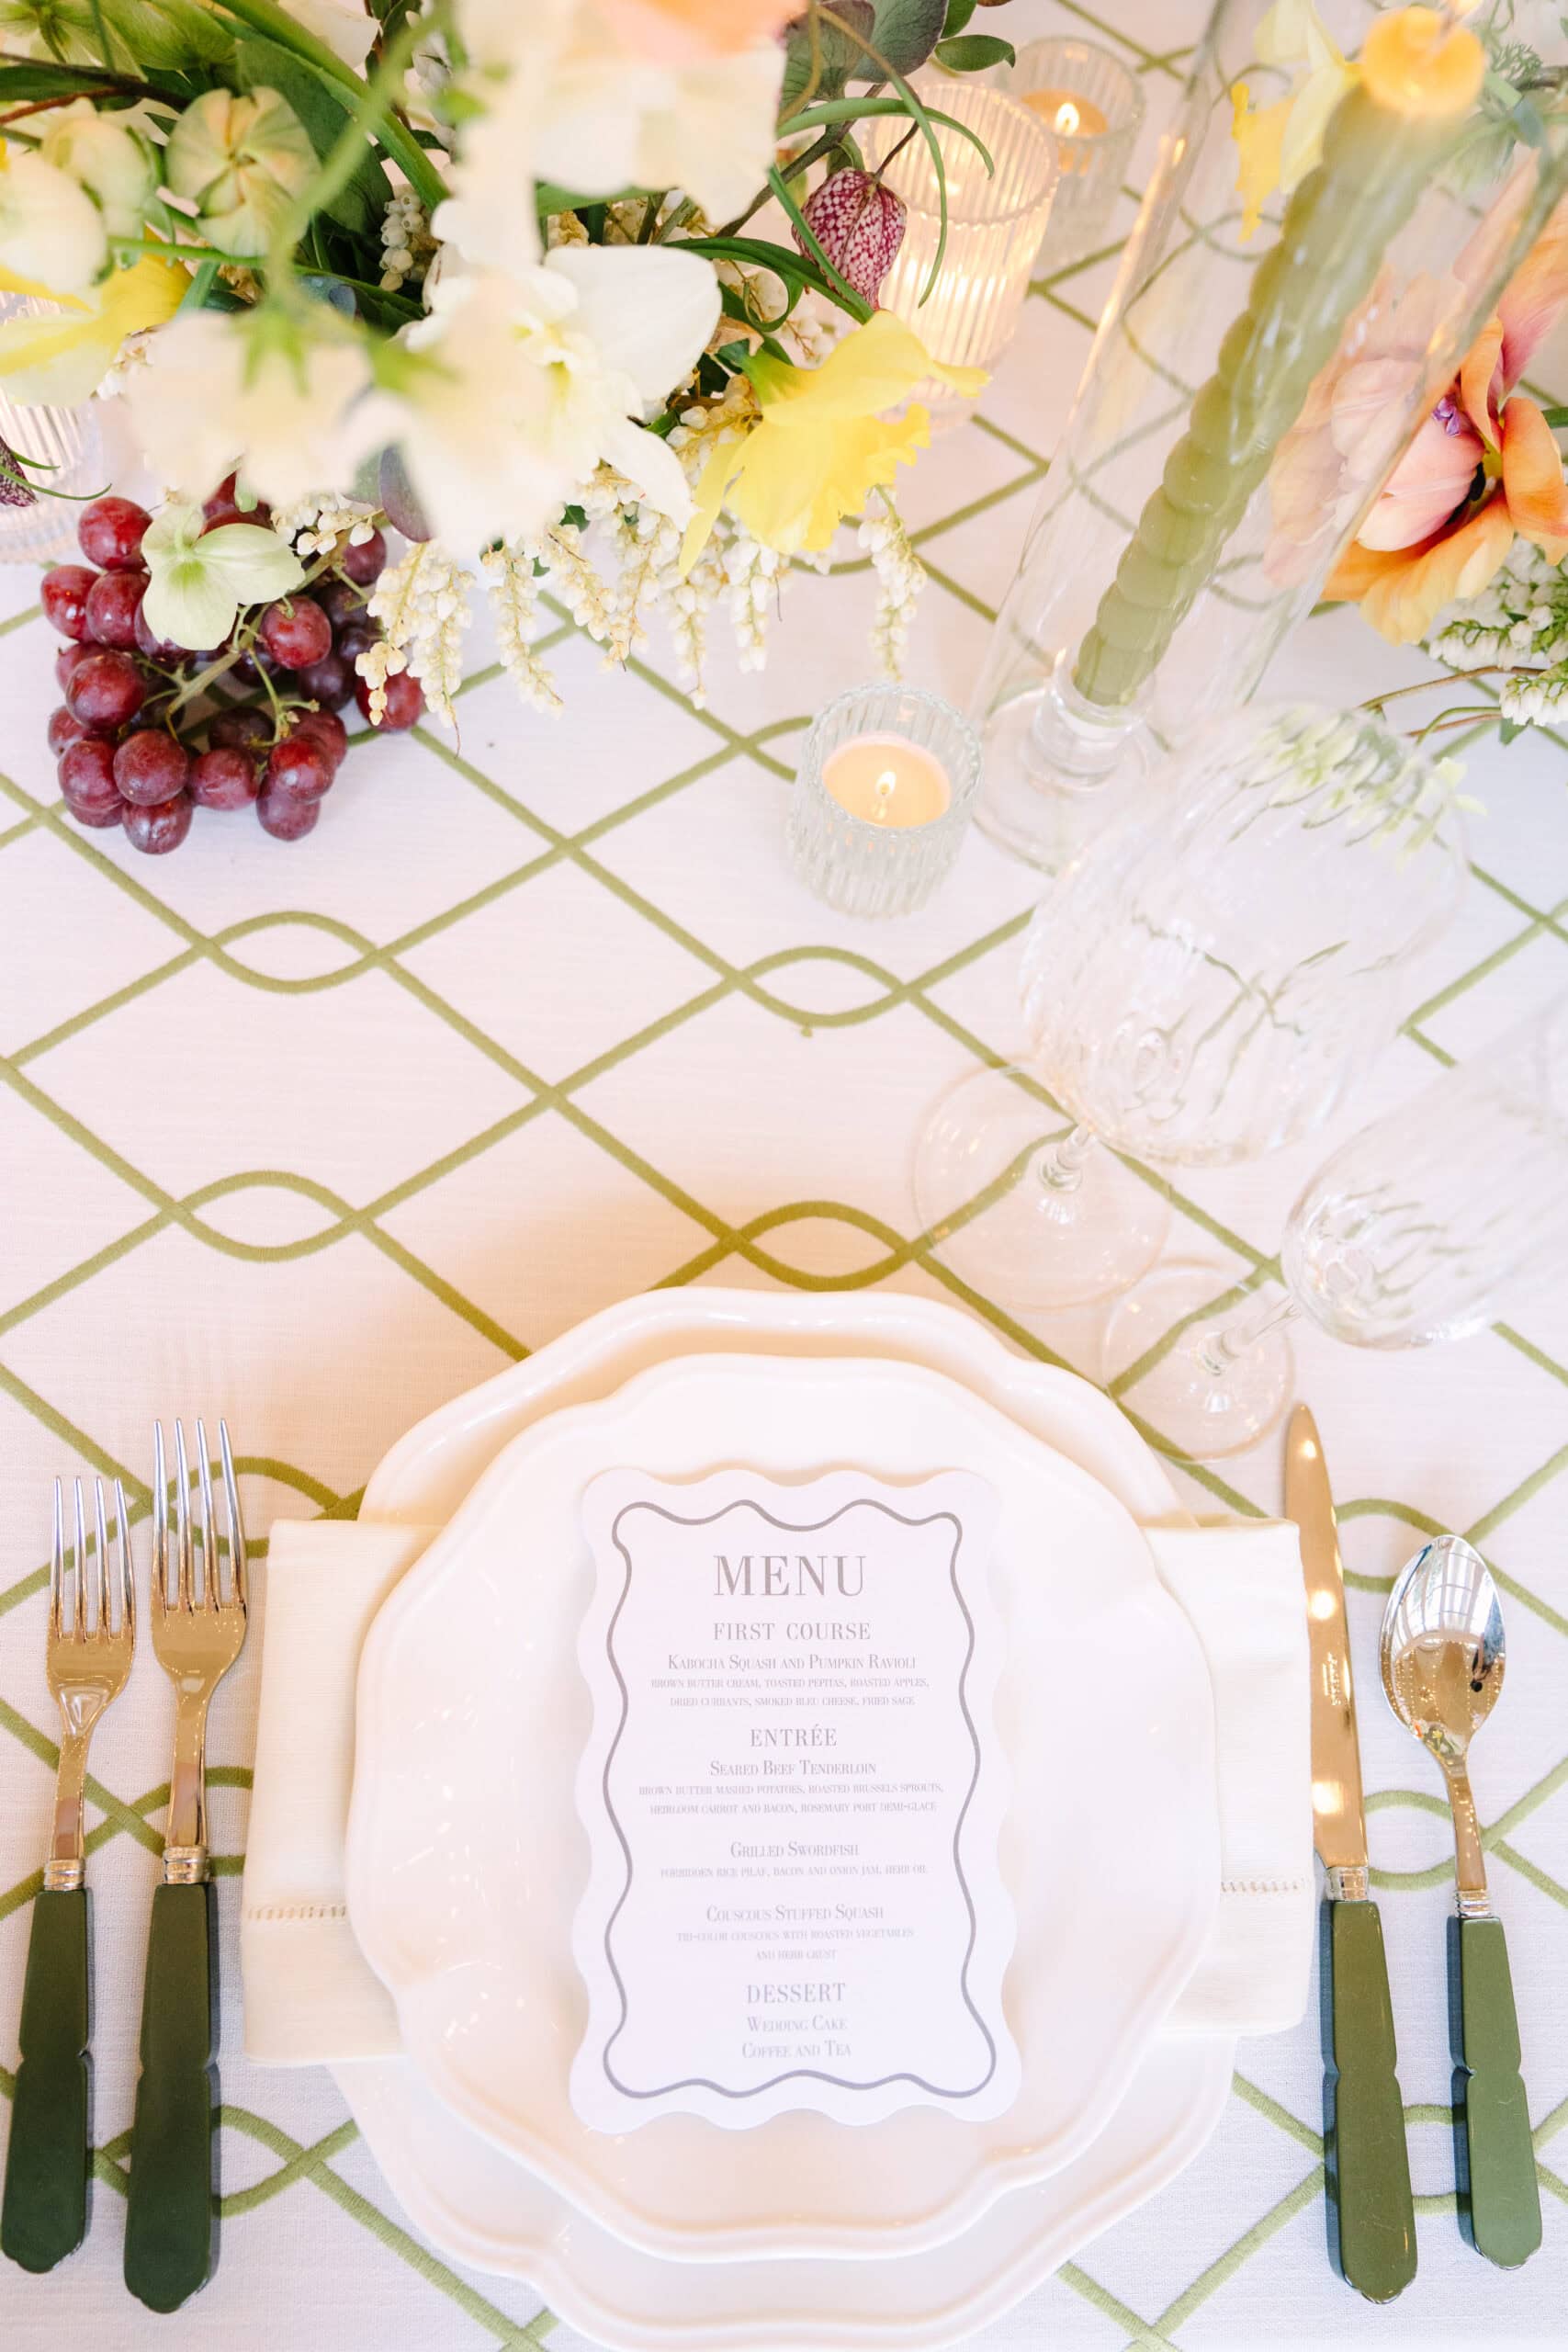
[866,81,1056,413]
[1000,38,1144,272]
[0,297,102,565]
[788,684,982,918]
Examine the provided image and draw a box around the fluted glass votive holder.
[1000,38,1144,272]
[788,684,983,919]
[0,296,102,565]
[866,80,1056,414]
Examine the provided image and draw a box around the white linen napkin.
[241,1516,1312,2064]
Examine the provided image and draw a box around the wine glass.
[1104,993,1568,1458]
[913,704,1469,1309]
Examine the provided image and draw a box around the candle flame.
[872,767,897,825]
[1053,99,1080,136]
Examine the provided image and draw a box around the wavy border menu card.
[570,1466,1019,2132]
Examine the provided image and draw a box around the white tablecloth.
[1,1,1565,2343]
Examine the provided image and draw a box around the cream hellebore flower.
[38,100,159,243]
[288,0,377,67]
[164,88,317,259]
[141,498,307,650]
[125,306,374,505]
[435,0,784,272]
[0,144,107,300]
[1230,0,1356,241]
[0,253,187,403]
[365,243,720,551]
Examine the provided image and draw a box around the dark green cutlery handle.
[1,1887,89,2273]
[1322,1897,1416,2300]
[124,1881,215,2312]
[1451,1913,1541,2267]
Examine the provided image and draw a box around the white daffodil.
[124,306,373,505]
[436,0,784,273]
[141,498,307,650]
[0,146,107,300]
[364,243,718,551]
[164,88,317,259]
[39,101,159,243]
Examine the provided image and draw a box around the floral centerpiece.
[0,0,1016,849]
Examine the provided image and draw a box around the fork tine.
[116,1476,134,1636]
[72,1478,86,1640]
[152,1419,167,1618]
[175,1419,194,1612]
[50,1478,63,1640]
[94,1478,110,1636]
[195,1416,219,1612]
[220,1419,246,1612]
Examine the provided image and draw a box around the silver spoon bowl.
[1380,1533,1504,1914]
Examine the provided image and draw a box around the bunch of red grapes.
[43,487,426,854]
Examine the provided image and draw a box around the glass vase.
[973,0,1568,871]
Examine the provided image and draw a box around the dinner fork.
[123,1419,247,2313]
[1,1477,134,2273]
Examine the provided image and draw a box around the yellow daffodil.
[680,312,985,571]
[0,253,188,404]
[1230,0,1356,240]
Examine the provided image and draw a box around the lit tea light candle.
[1002,38,1144,270]
[1026,87,1110,174]
[789,685,982,918]
[822,732,952,829]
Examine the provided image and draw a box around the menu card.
[570,1466,1019,2132]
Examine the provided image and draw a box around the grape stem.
[165,534,377,717]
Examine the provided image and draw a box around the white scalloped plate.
[346,1351,1219,2263]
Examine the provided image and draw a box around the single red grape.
[85,568,146,650]
[265,736,332,802]
[59,737,121,820]
[259,596,333,669]
[134,602,190,663]
[48,706,90,754]
[207,706,272,752]
[123,793,193,854]
[317,577,366,632]
[290,709,348,773]
[65,650,147,729]
[341,528,386,585]
[202,472,271,530]
[113,729,189,808]
[77,495,150,571]
[355,669,423,730]
[188,746,259,810]
[42,563,97,640]
[293,650,352,711]
[335,616,382,662]
[54,640,89,692]
[256,783,321,841]
[228,645,278,686]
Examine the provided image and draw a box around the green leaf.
[778,0,874,110]
[96,0,235,65]
[941,0,976,29]
[535,180,653,214]
[1499,718,1526,745]
[933,31,1013,70]
[231,29,390,242]
[870,0,947,74]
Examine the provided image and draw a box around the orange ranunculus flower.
[1359,6,1484,121]
[599,0,800,63]
[1325,202,1568,644]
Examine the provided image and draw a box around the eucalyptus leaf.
[933,30,1013,70]
[779,0,874,110]
[231,29,390,241]
[379,445,433,543]
[941,0,976,30]
[870,0,947,75]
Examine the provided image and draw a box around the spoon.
[1381,1535,1540,2267]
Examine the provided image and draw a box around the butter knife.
[1285,1404,1416,2301]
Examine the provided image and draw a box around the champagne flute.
[1104,994,1568,1457]
[913,704,1468,1309]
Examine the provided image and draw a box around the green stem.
[1072,86,1472,711]
[762,170,873,320]
[208,0,446,213]
[1360,666,1505,709]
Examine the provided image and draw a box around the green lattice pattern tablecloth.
[1,2,1565,2343]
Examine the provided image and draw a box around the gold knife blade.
[1285,1402,1368,1886]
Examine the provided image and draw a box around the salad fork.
[1,1477,134,2273]
[124,1419,247,2313]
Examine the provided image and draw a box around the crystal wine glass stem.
[1036,1123,1098,1194]
[1195,1291,1300,1378]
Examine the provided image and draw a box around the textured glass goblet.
[1104,994,1568,1457]
[913,705,1467,1310]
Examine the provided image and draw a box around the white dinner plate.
[336,2036,1235,2351]
[347,1352,1220,2263]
